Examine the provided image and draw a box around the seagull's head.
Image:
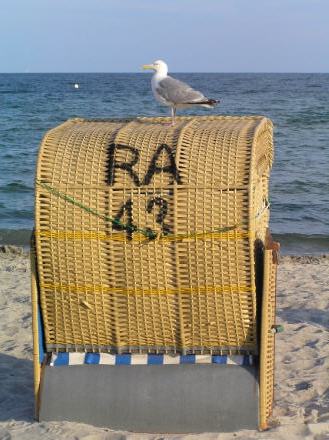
[142,60,168,76]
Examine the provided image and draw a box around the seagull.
[142,60,218,125]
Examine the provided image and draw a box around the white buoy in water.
[74,83,79,89]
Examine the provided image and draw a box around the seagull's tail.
[186,98,219,108]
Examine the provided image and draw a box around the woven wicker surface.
[35,115,273,354]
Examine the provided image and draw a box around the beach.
[0,247,328,439]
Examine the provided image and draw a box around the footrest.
[39,362,259,432]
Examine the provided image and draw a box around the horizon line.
[1,71,329,75]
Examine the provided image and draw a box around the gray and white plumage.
[156,76,216,107]
[142,60,218,125]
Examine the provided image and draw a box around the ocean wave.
[0,90,32,94]
[273,233,329,255]
[0,210,33,220]
[0,229,32,246]
[0,182,33,193]
[285,112,329,127]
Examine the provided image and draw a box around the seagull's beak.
[142,64,155,71]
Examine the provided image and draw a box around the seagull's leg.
[170,106,175,125]
[171,106,176,126]
[164,107,176,126]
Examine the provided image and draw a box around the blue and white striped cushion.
[49,353,253,367]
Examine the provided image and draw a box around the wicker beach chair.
[31,116,279,432]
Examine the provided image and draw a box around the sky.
[1,0,329,73]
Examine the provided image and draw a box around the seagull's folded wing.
[156,76,207,104]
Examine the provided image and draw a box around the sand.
[0,248,328,439]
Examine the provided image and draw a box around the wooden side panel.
[259,233,279,429]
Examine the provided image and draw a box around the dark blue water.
[0,73,328,253]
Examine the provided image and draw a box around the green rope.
[35,180,238,240]
[36,180,157,240]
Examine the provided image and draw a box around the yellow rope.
[35,229,251,243]
[35,181,269,244]
[41,282,253,296]
[36,180,242,241]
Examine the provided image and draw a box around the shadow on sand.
[0,353,34,422]
[277,308,329,327]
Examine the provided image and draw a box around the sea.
[0,73,328,254]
